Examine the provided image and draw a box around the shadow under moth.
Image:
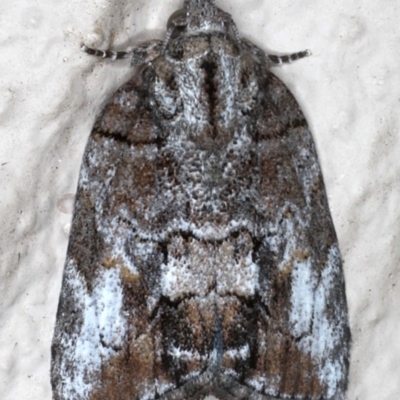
[51,0,351,399]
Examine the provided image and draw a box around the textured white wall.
[1,0,399,399]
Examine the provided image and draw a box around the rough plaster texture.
[0,0,399,399]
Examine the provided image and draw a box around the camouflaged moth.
[51,1,351,399]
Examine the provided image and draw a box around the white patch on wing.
[224,344,250,361]
[160,232,259,300]
[160,236,214,300]
[312,244,346,398]
[290,243,346,397]
[289,255,316,337]
[58,259,126,399]
[168,346,200,361]
[216,238,259,297]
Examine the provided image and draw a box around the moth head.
[183,0,217,14]
[167,0,234,39]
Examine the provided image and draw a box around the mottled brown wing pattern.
[51,1,350,400]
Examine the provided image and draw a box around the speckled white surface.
[1,0,399,399]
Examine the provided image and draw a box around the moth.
[51,1,351,399]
